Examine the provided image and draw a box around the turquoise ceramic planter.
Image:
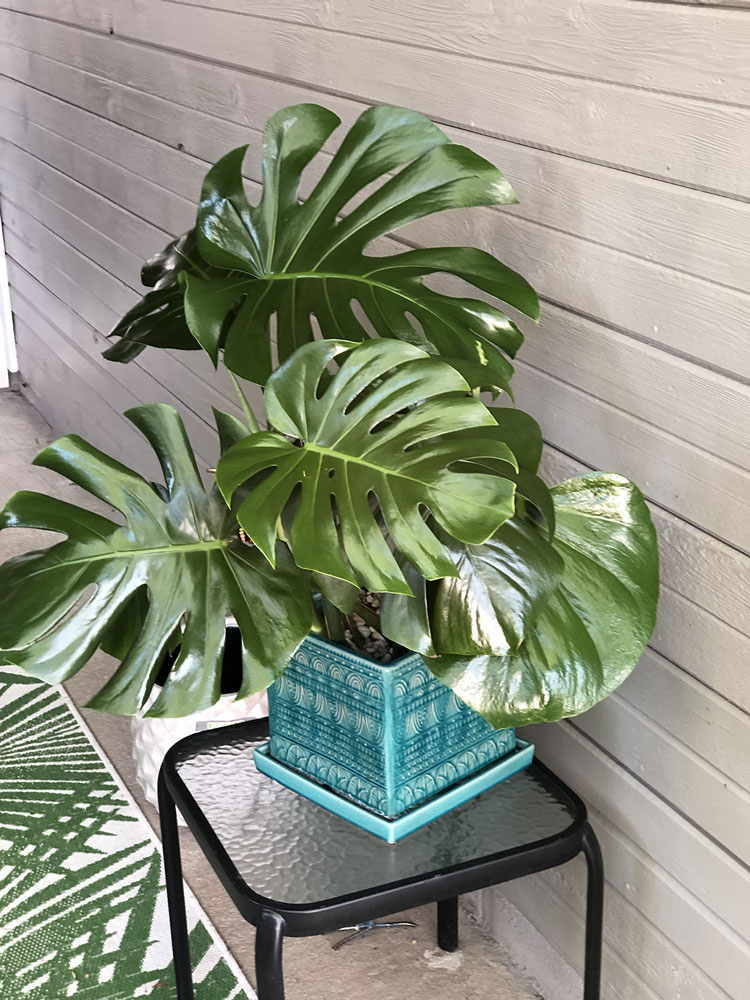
[267,634,516,819]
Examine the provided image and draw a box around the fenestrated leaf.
[449,406,552,534]
[183,103,538,386]
[98,589,150,661]
[0,405,314,717]
[216,339,519,595]
[104,231,212,363]
[432,357,514,400]
[423,474,659,728]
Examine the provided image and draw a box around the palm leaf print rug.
[0,665,256,1000]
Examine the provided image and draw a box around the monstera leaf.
[408,474,658,727]
[0,405,314,717]
[380,401,556,651]
[104,231,211,362]
[446,405,554,536]
[216,338,519,595]
[484,407,543,473]
[178,103,538,386]
[381,513,563,658]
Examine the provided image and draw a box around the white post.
[0,202,19,389]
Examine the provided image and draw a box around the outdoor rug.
[0,665,256,1000]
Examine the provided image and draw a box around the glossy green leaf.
[212,406,253,451]
[424,474,659,727]
[432,519,563,655]
[432,357,515,400]
[216,339,518,594]
[486,407,543,473]
[0,405,314,717]
[104,231,210,362]
[380,505,561,657]
[448,406,552,534]
[98,589,150,661]
[379,555,436,657]
[312,572,360,614]
[182,103,537,385]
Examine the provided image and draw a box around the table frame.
[158,719,603,1000]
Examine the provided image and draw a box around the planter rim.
[303,630,417,670]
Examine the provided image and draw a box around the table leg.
[255,910,286,1000]
[437,896,459,952]
[581,823,604,1000]
[157,770,195,1000]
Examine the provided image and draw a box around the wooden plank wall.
[1,3,748,996]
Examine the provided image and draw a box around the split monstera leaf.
[106,103,537,394]
[103,230,217,363]
[0,405,315,717]
[0,101,659,723]
[215,339,519,594]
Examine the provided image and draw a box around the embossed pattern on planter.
[268,636,516,818]
[174,734,576,905]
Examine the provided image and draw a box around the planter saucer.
[253,739,535,843]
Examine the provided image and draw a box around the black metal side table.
[158,719,603,1000]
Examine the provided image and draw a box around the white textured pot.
[132,688,267,819]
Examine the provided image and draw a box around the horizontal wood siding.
[1,3,748,996]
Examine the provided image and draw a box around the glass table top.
[173,727,579,907]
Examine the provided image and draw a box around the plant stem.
[352,600,380,631]
[229,372,261,433]
[321,596,347,644]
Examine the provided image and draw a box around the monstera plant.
[0,103,658,746]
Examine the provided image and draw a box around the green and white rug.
[0,665,256,999]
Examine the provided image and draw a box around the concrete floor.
[0,388,543,1000]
